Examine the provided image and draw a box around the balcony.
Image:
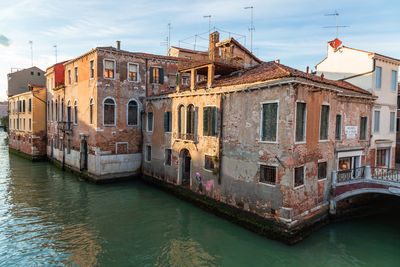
[173,132,195,141]
[57,121,73,134]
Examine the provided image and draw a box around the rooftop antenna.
[323,10,349,38]
[29,40,33,66]
[168,23,171,49]
[53,45,57,63]
[203,15,212,36]
[244,6,255,53]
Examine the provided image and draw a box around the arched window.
[61,98,64,122]
[89,99,94,125]
[186,104,195,134]
[127,100,139,126]
[55,100,58,122]
[178,105,185,134]
[147,107,153,132]
[74,100,78,124]
[67,100,72,123]
[103,98,115,125]
[51,100,54,121]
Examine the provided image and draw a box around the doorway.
[180,149,191,186]
[80,139,88,171]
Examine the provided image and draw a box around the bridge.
[330,166,400,214]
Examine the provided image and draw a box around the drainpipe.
[339,58,376,82]
[62,88,66,171]
[218,94,224,184]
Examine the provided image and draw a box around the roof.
[97,47,179,61]
[7,66,45,76]
[46,61,69,71]
[169,46,208,55]
[216,37,263,64]
[212,61,372,96]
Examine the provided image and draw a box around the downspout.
[339,58,376,81]
[62,88,66,171]
[368,59,376,167]
[218,94,224,184]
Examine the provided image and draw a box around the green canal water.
[0,130,399,267]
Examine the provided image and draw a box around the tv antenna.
[161,23,172,54]
[323,10,349,38]
[53,45,57,63]
[244,6,255,53]
[203,15,212,36]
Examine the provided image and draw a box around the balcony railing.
[173,132,195,141]
[57,121,73,134]
[337,166,365,183]
[370,167,400,183]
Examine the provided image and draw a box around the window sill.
[295,141,306,145]
[259,182,276,187]
[318,178,327,182]
[258,140,278,144]
[294,184,305,189]
[319,140,329,143]
[103,124,116,127]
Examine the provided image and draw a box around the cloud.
[0,34,10,46]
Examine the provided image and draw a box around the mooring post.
[331,170,337,189]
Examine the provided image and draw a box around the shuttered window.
[178,105,185,134]
[335,114,342,140]
[150,67,163,84]
[90,60,94,79]
[164,111,172,132]
[203,107,217,136]
[104,60,115,79]
[319,105,330,140]
[261,103,278,142]
[186,105,195,134]
[128,100,138,126]
[295,102,306,142]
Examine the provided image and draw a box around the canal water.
[0,130,399,267]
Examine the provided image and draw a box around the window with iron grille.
[204,155,215,171]
[165,149,172,166]
[294,166,304,187]
[260,165,276,185]
[318,162,327,180]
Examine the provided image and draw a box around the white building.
[316,39,400,168]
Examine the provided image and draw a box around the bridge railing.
[370,167,400,183]
[336,166,365,183]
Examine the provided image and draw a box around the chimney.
[209,31,220,61]
[116,40,121,51]
[274,59,280,64]
[306,66,309,74]
[321,73,324,80]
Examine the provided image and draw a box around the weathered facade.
[8,85,47,159]
[45,43,178,181]
[7,67,45,97]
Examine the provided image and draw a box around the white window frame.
[89,98,94,125]
[259,100,279,144]
[146,109,154,133]
[258,163,278,187]
[203,153,216,172]
[294,100,307,144]
[102,97,116,126]
[390,111,396,132]
[293,165,305,189]
[73,100,78,125]
[127,62,140,83]
[319,103,330,142]
[126,98,140,126]
[317,161,328,181]
[103,59,116,80]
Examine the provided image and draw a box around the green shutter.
[149,67,153,83]
[164,112,168,132]
[175,73,178,86]
[203,107,209,135]
[159,68,164,84]
[211,107,216,136]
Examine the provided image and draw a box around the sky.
[0,0,399,101]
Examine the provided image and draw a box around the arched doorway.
[179,149,191,186]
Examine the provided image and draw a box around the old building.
[8,84,47,159]
[7,67,45,97]
[46,42,178,181]
[142,33,375,229]
[316,39,400,168]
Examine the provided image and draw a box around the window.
[127,100,139,126]
[103,98,115,125]
[203,106,217,136]
[67,139,71,154]
[22,100,25,113]
[390,112,395,132]
[397,118,400,132]
[178,105,185,134]
[360,117,368,140]
[204,155,215,171]
[318,162,327,180]
[261,102,278,142]
[295,102,306,142]
[391,70,397,91]
[147,111,153,132]
[150,67,163,84]
[375,66,382,89]
[38,72,41,76]
[374,110,380,133]
[164,111,172,132]
[67,101,72,123]
[165,149,172,166]
[29,98,32,113]
[51,100,54,121]
[104,60,115,79]
[128,63,138,82]
[186,105,195,135]
[89,99,94,124]
[74,67,78,83]
[23,118,25,130]
[335,114,342,140]
[320,105,330,140]
[294,166,304,187]
[68,69,71,85]
[146,145,151,162]
[28,118,31,131]
[74,100,78,124]
[376,149,389,167]
[30,71,34,75]
[61,99,64,122]
[260,165,276,185]
[90,60,95,79]
[55,100,58,122]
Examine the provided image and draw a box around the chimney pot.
[306,66,309,73]
[274,59,280,64]
[116,40,121,51]
[321,73,324,80]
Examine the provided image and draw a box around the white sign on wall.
[345,126,358,139]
